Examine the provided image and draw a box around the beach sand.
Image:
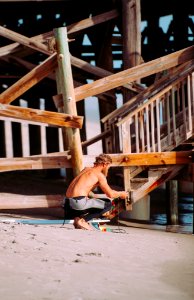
[0,220,194,300]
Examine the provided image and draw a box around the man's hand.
[119,191,129,199]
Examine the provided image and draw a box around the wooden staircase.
[103,60,194,205]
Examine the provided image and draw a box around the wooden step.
[131,178,149,190]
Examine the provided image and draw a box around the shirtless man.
[64,154,128,230]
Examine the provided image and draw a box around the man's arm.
[98,172,128,199]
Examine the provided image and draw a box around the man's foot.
[73,217,94,230]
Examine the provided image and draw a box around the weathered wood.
[109,151,194,166]
[0,9,118,57]
[67,9,119,36]
[101,60,194,123]
[4,119,13,158]
[0,151,192,173]
[166,180,179,225]
[53,89,117,109]
[81,129,111,149]
[74,45,194,101]
[0,104,83,128]
[0,194,64,209]
[132,165,183,203]
[122,0,141,103]
[0,53,57,104]
[54,27,83,176]
[0,154,72,173]
[0,25,50,55]
[122,0,141,68]
[71,55,142,93]
[3,55,56,80]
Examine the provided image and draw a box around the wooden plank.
[0,25,50,55]
[0,9,118,57]
[132,165,183,203]
[67,9,119,36]
[0,53,57,104]
[156,98,161,151]
[0,151,192,173]
[0,154,72,172]
[70,55,141,93]
[21,122,30,156]
[81,129,111,148]
[0,104,83,128]
[3,55,56,80]
[187,74,192,132]
[74,46,194,101]
[145,106,150,152]
[4,119,13,158]
[0,194,64,209]
[108,151,194,166]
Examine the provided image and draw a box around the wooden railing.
[117,69,194,154]
[0,116,64,158]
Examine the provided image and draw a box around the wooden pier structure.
[0,0,194,229]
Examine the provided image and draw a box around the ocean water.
[151,195,193,233]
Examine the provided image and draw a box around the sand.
[0,220,194,300]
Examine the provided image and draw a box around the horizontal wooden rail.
[116,68,194,154]
[0,104,83,128]
[0,53,57,104]
[102,60,194,124]
[74,45,194,101]
[0,194,64,209]
[0,151,193,173]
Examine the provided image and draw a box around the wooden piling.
[122,0,141,102]
[54,27,83,177]
[166,180,179,225]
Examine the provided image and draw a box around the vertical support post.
[192,163,194,234]
[166,180,179,225]
[54,27,83,177]
[122,0,141,102]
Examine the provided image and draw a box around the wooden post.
[192,163,194,234]
[166,180,179,225]
[122,0,141,102]
[54,27,83,177]
[121,0,148,218]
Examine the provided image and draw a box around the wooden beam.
[0,53,57,104]
[0,151,192,173]
[0,194,64,209]
[0,25,51,55]
[101,60,194,123]
[82,129,111,148]
[67,9,119,36]
[0,104,83,128]
[83,151,194,167]
[0,154,72,173]
[0,9,118,57]
[71,55,142,93]
[74,45,194,101]
[2,55,56,80]
[110,151,193,166]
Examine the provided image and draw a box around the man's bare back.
[66,167,100,197]
[66,165,128,200]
